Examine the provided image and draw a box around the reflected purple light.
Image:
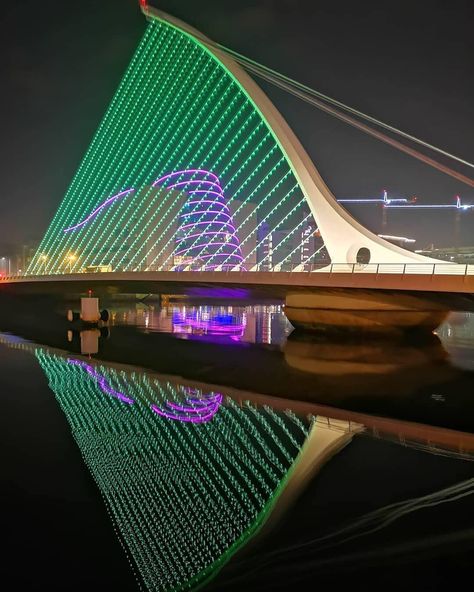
[151,390,222,423]
[63,189,135,232]
[181,320,244,333]
[172,309,246,337]
[67,359,135,404]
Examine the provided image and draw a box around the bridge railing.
[325,263,474,275]
[1,262,474,280]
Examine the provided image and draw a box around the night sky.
[0,0,472,253]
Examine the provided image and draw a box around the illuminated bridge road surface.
[2,267,474,300]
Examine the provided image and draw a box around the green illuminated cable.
[29,16,325,275]
[32,25,164,272]
[50,27,187,271]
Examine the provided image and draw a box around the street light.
[67,254,77,273]
[0,256,11,275]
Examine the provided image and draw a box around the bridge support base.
[283,290,451,334]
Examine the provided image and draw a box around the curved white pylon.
[144,6,439,266]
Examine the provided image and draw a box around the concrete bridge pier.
[283,290,451,333]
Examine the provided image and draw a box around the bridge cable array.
[173,18,474,188]
[214,42,474,171]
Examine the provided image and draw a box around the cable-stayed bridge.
[1,2,473,329]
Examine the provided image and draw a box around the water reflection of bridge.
[3,267,474,332]
[1,331,473,590]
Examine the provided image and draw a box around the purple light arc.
[60,169,245,271]
[168,180,223,191]
[63,188,135,233]
[151,390,223,423]
[180,210,233,220]
[179,220,236,231]
[67,359,135,404]
[184,200,227,207]
[62,170,222,233]
[188,190,226,199]
[152,169,219,187]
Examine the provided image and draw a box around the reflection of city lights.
[170,305,245,339]
[107,304,292,345]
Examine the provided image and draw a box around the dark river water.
[1,297,473,591]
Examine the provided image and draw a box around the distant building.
[7,242,39,275]
[0,256,12,276]
[415,246,474,264]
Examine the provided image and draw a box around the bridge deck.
[1,265,474,296]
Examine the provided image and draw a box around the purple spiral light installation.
[67,359,135,404]
[60,169,247,270]
[154,169,245,271]
[151,388,223,423]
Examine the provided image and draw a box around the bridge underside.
[2,272,474,313]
